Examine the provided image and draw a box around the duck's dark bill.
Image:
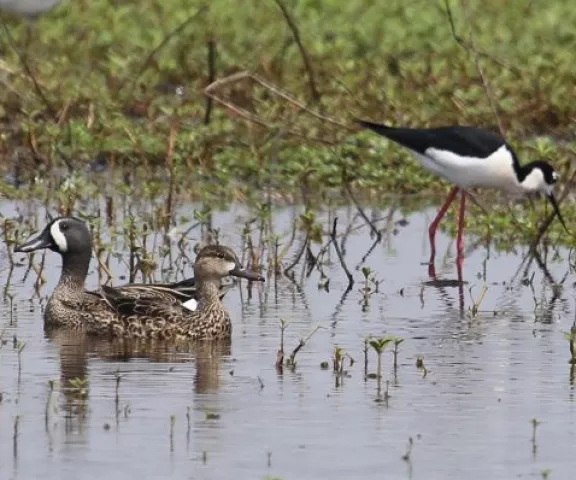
[229,267,265,282]
[15,229,53,253]
[548,193,569,232]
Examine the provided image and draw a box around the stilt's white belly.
[409,145,521,193]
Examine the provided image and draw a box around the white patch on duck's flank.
[410,144,521,192]
[50,220,68,252]
[520,169,547,194]
[182,298,198,311]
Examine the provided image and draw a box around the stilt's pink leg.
[428,187,459,272]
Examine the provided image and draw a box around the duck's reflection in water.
[48,330,231,436]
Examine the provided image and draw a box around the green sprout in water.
[332,345,354,387]
[392,337,405,375]
[531,418,541,458]
[205,410,221,420]
[369,336,393,403]
[275,318,290,370]
[333,346,345,374]
[362,335,372,380]
[68,376,89,398]
[416,356,428,378]
[468,285,488,318]
[359,266,380,311]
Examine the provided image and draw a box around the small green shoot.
[275,318,290,370]
[369,336,393,403]
[531,418,541,458]
[416,356,428,378]
[392,337,405,373]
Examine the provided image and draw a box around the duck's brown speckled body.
[16,217,264,340]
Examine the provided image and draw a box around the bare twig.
[0,21,55,117]
[441,0,522,78]
[204,39,217,125]
[272,0,320,102]
[287,325,324,366]
[444,0,504,136]
[283,234,309,274]
[342,169,382,241]
[204,70,352,144]
[330,217,354,291]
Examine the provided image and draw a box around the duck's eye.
[60,223,70,231]
[217,252,225,259]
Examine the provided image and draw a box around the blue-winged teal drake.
[15,216,264,340]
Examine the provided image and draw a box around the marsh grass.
[1,3,574,326]
[0,1,574,248]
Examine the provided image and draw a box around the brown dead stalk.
[204,71,353,143]
[272,0,320,103]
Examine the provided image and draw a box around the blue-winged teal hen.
[114,245,238,311]
[15,217,264,340]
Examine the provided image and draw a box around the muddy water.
[1,201,575,480]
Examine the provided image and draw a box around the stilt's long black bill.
[548,193,569,233]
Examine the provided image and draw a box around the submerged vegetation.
[0,0,575,248]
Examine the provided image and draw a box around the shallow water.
[1,200,575,480]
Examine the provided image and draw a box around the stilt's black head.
[519,161,567,233]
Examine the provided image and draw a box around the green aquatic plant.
[205,410,221,420]
[68,376,89,398]
[531,417,541,458]
[416,356,428,378]
[468,285,488,318]
[359,266,379,311]
[369,336,393,403]
[333,346,345,374]
[275,317,290,370]
[362,335,371,379]
[392,336,404,374]
[286,325,324,369]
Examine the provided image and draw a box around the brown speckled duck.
[15,216,264,340]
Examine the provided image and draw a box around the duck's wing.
[113,276,236,304]
[97,285,195,339]
[98,285,185,317]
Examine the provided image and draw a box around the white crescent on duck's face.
[50,219,69,253]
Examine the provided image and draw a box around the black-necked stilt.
[357,119,568,271]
